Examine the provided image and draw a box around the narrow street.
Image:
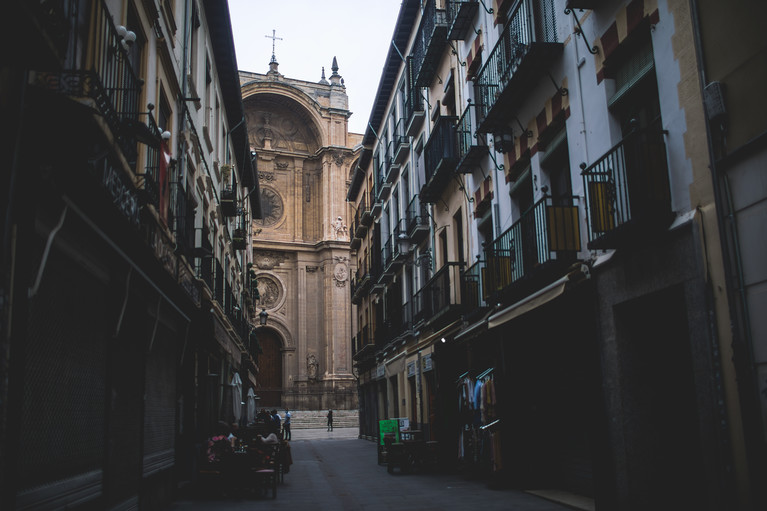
[170,429,578,511]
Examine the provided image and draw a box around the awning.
[454,309,493,342]
[488,264,590,329]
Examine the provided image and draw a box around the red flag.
[158,140,172,225]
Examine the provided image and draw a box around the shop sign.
[379,419,399,445]
[421,353,433,372]
[102,162,140,227]
[407,361,416,377]
[375,364,385,380]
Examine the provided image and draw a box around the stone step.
[283,409,359,429]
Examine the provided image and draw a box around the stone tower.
[240,56,361,410]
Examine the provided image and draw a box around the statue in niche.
[307,354,319,382]
[332,216,348,240]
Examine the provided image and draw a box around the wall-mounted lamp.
[396,232,411,255]
[161,130,171,141]
[259,308,269,326]
[116,25,136,51]
[492,129,514,154]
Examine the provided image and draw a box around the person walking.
[327,409,333,431]
[283,408,292,440]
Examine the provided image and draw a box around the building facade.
[1,0,262,508]
[240,56,361,411]
[349,0,765,509]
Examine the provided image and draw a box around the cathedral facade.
[240,58,360,410]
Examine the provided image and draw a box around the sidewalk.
[171,429,581,511]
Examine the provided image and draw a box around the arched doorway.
[257,328,283,407]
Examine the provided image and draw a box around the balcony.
[412,0,449,88]
[420,116,459,203]
[392,119,410,164]
[351,265,372,304]
[31,0,143,169]
[376,154,392,202]
[232,228,247,250]
[369,256,385,295]
[566,0,604,9]
[404,58,426,137]
[455,105,488,173]
[581,124,672,249]
[171,184,196,259]
[485,195,581,302]
[474,0,562,133]
[136,110,163,208]
[414,262,466,329]
[447,1,480,41]
[406,195,430,243]
[461,259,490,322]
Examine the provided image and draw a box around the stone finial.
[319,66,329,85]
[330,56,342,86]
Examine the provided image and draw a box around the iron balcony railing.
[414,262,466,326]
[136,109,162,208]
[581,123,672,249]
[455,103,488,173]
[214,261,225,305]
[32,0,144,169]
[485,195,580,296]
[351,263,372,304]
[461,259,489,311]
[474,0,561,132]
[382,235,394,275]
[220,165,238,217]
[403,57,426,136]
[421,116,459,203]
[171,183,196,259]
[232,213,248,250]
[446,0,480,41]
[195,229,214,291]
[393,118,410,164]
[412,0,449,87]
[406,195,430,242]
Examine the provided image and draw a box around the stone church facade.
[240,58,361,410]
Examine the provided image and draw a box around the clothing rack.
[455,371,469,384]
[476,367,494,380]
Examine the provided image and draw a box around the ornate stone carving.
[306,266,319,273]
[253,251,285,270]
[275,161,289,169]
[332,215,348,240]
[258,171,276,182]
[333,262,348,283]
[307,354,319,381]
[255,275,281,309]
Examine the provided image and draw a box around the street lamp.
[259,308,269,326]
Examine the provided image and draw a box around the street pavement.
[170,428,578,511]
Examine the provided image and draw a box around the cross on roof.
[265,29,283,63]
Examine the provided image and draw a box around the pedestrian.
[283,408,292,440]
[327,409,333,431]
[271,409,281,436]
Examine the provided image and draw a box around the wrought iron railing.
[393,118,409,162]
[414,262,465,323]
[32,0,143,168]
[403,57,424,126]
[474,0,558,129]
[581,124,671,248]
[171,183,196,258]
[406,195,430,238]
[485,195,580,293]
[214,261,225,305]
[423,116,459,186]
[446,0,480,40]
[137,109,162,208]
[462,259,489,310]
[412,0,449,87]
[455,104,487,172]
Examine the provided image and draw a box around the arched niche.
[242,87,324,155]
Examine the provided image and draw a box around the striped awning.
[473,176,493,218]
[466,31,483,81]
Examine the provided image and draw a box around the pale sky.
[227,0,404,135]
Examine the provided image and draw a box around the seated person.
[207,421,233,463]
